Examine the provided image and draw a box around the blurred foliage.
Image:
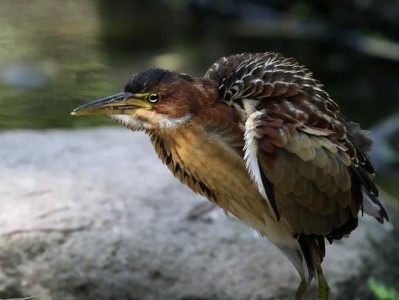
[376,175,399,201]
[368,277,399,300]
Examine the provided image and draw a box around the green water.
[0,0,111,128]
[1,0,398,129]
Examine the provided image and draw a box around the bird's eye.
[147,93,160,103]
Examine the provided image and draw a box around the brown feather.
[206,52,386,238]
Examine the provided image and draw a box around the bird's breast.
[149,125,282,235]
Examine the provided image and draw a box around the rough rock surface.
[0,128,395,300]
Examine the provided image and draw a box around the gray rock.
[0,128,395,300]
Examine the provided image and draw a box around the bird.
[71,52,388,299]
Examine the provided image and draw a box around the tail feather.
[363,190,389,223]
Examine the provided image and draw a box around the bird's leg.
[293,279,308,300]
[316,259,330,300]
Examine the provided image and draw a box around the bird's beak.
[71,92,152,116]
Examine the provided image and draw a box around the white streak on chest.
[243,111,268,200]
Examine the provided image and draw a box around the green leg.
[316,262,330,300]
[293,279,308,300]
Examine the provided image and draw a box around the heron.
[71,52,388,299]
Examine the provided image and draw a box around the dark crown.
[124,68,194,93]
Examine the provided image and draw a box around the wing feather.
[206,52,388,239]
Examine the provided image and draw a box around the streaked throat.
[110,113,192,130]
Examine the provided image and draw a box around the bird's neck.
[147,124,218,200]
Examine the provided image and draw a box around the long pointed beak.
[71,92,152,116]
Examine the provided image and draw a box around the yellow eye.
[147,93,160,103]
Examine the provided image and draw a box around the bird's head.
[71,68,217,130]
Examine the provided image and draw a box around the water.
[0,0,109,128]
[1,0,398,129]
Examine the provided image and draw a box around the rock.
[0,128,395,300]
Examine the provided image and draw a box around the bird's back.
[205,52,388,240]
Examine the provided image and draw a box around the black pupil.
[149,94,158,102]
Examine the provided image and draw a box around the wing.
[205,52,388,238]
[245,110,358,237]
